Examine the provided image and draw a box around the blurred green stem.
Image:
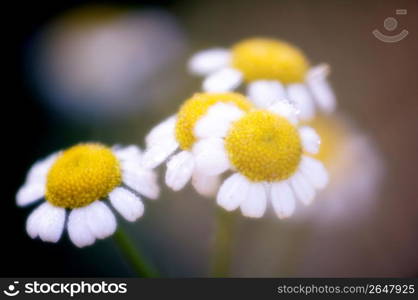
[277,222,313,276]
[113,227,159,277]
[210,208,236,277]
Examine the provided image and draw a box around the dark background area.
[3,0,418,277]
[5,0,183,277]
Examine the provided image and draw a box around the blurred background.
[4,0,418,277]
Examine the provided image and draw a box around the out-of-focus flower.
[29,5,186,121]
[189,37,336,120]
[296,115,384,224]
[192,99,328,218]
[16,143,159,247]
[142,93,252,196]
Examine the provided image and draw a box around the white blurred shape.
[295,115,384,226]
[30,6,186,122]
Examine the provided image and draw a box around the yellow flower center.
[231,38,309,84]
[175,93,252,150]
[46,143,122,208]
[225,110,302,182]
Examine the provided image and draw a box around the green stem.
[210,208,236,277]
[113,227,159,277]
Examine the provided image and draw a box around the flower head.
[298,115,383,224]
[231,38,309,83]
[192,100,328,218]
[142,92,252,195]
[17,143,159,247]
[189,37,336,120]
[224,110,302,182]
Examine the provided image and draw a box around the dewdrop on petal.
[192,100,328,219]
[16,143,159,247]
[142,92,252,196]
[189,37,336,120]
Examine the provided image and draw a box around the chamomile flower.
[299,115,383,223]
[188,37,336,120]
[142,92,252,196]
[192,100,328,218]
[16,143,159,247]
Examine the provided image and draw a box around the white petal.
[142,142,178,169]
[188,48,231,75]
[193,138,230,176]
[121,165,160,199]
[37,204,66,243]
[68,208,95,248]
[26,202,65,243]
[143,116,178,168]
[194,102,245,139]
[270,182,296,219]
[26,203,44,239]
[306,64,336,113]
[217,173,250,211]
[165,151,195,191]
[191,171,220,197]
[299,126,320,154]
[290,171,315,205]
[114,145,142,165]
[287,83,315,120]
[84,201,117,240]
[25,152,59,184]
[299,156,328,189]
[109,187,144,222]
[240,182,267,218]
[16,182,45,207]
[145,115,177,147]
[268,100,299,124]
[203,67,243,92]
[247,80,286,108]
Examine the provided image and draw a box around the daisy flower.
[299,115,383,223]
[191,100,329,218]
[188,37,336,120]
[142,92,252,196]
[16,143,159,247]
